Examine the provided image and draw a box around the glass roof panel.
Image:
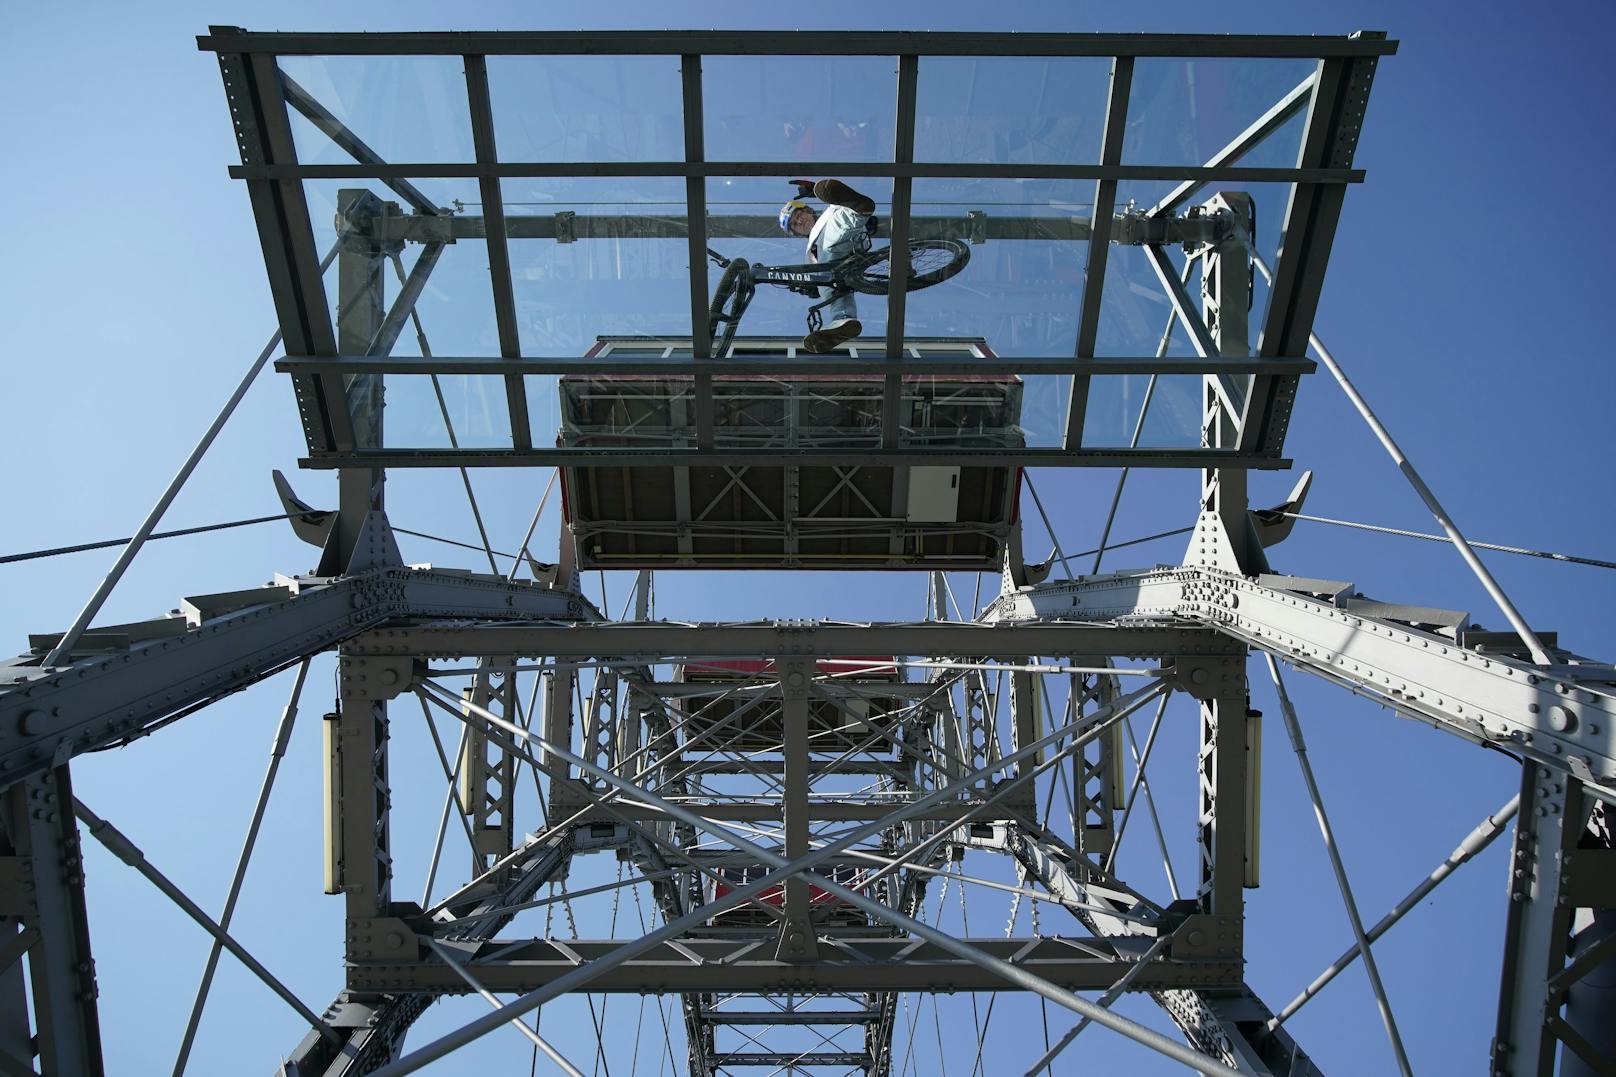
[302,178,501,356]
[701,55,898,162]
[1122,57,1316,165]
[1082,374,1203,449]
[277,55,475,164]
[502,177,694,353]
[906,178,1090,353]
[382,374,514,449]
[486,55,686,162]
[915,57,1113,165]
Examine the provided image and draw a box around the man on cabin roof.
[779,178,879,353]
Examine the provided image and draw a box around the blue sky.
[3,2,1613,1073]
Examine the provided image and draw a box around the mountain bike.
[705,238,971,356]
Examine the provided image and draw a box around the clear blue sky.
[3,2,1613,1073]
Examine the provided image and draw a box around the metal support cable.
[43,240,340,667]
[1268,791,1521,1030]
[1279,511,1616,572]
[73,799,338,1046]
[1265,654,1413,1076]
[507,469,559,582]
[425,939,585,1076]
[1022,472,1074,581]
[1251,253,1554,666]
[1024,931,1175,1075]
[0,512,307,565]
[172,660,309,1077]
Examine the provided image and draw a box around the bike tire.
[842,240,971,296]
[706,257,750,358]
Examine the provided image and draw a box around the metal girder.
[299,447,1297,470]
[277,993,432,1077]
[0,766,103,1077]
[359,211,1098,245]
[986,568,1616,788]
[356,935,1242,993]
[232,161,1364,185]
[284,822,575,1075]
[1012,827,1318,1075]
[0,569,587,789]
[456,664,517,869]
[279,354,1315,378]
[462,54,534,452]
[200,28,1397,59]
[1491,768,1616,1076]
[1062,54,1132,451]
[342,620,1243,660]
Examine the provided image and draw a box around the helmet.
[779,199,810,234]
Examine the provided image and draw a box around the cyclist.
[779,178,879,353]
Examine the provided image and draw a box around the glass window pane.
[302,178,502,357]
[278,56,474,164]
[906,178,1091,355]
[1122,58,1315,165]
[501,178,695,352]
[702,56,897,162]
[379,375,513,449]
[1082,374,1204,448]
[487,55,685,162]
[916,57,1112,164]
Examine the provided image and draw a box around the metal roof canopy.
[202,27,1385,470]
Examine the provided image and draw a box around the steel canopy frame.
[199,28,1381,476]
[24,22,1607,1077]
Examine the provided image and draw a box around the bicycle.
[705,236,971,357]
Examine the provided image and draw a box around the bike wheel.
[842,240,971,296]
[706,257,751,357]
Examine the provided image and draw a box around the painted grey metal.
[363,210,1097,245]
[0,569,587,789]
[463,54,534,451]
[1062,55,1132,451]
[199,27,1398,59]
[278,353,1316,376]
[2,767,103,1077]
[1493,768,1583,1075]
[360,936,1240,993]
[388,678,1246,1077]
[231,160,1364,185]
[343,619,1243,659]
[988,568,1616,787]
[296,446,1300,470]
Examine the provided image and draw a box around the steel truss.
[6,22,1611,1077]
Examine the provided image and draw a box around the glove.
[789,179,817,198]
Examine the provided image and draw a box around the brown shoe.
[802,318,863,353]
[814,179,876,215]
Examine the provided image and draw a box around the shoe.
[802,318,863,353]
[813,179,876,215]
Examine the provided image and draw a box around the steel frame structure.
[2,24,1612,1077]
